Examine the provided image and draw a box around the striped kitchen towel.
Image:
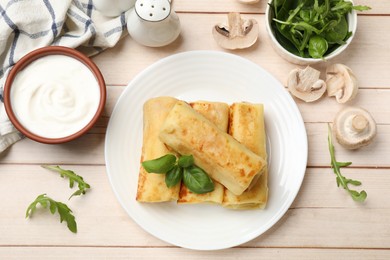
[0,0,130,153]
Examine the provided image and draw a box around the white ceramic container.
[94,0,136,17]
[265,0,357,65]
[127,0,181,47]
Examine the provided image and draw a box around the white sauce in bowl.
[10,55,101,139]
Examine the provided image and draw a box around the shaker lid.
[135,0,171,22]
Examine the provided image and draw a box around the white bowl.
[265,0,357,65]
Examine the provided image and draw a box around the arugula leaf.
[270,0,371,58]
[26,194,77,233]
[42,165,91,200]
[352,5,371,11]
[327,125,367,202]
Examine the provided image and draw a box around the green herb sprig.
[327,125,367,202]
[270,0,371,59]
[42,165,91,200]
[26,194,77,233]
[142,154,214,194]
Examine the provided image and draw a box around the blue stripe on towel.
[43,0,58,37]
[0,4,19,67]
[104,26,123,38]
[8,29,19,68]
[103,14,126,37]
[86,0,93,17]
[0,4,17,30]
[121,12,126,29]
[5,0,24,10]
[73,0,84,11]
[86,0,96,46]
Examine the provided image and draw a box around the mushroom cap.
[326,64,358,103]
[212,12,259,50]
[287,66,327,102]
[333,106,377,150]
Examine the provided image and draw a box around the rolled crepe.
[136,97,180,202]
[223,103,269,209]
[159,101,266,196]
[178,101,229,204]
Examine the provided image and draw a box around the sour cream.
[10,55,101,139]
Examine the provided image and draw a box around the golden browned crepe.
[178,101,229,204]
[159,101,266,196]
[136,97,180,202]
[223,103,269,209]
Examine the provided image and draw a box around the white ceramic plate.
[105,51,307,250]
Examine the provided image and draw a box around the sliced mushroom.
[287,66,327,102]
[212,12,259,50]
[326,64,358,103]
[237,0,260,4]
[333,106,376,150]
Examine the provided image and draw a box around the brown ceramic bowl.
[3,46,106,144]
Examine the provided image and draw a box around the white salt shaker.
[94,0,136,17]
[127,0,181,47]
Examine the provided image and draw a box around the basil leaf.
[183,166,214,194]
[308,35,328,58]
[178,155,194,168]
[142,154,176,174]
[165,166,183,188]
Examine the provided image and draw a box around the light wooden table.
[1,1,390,259]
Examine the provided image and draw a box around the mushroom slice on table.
[287,66,327,102]
[212,12,259,50]
[326,64,358,103]
[333,106,377,150]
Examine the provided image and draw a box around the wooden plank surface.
[93,15,390,89]
[1,165,389,248]
[1,87,388,167]
[1,247,390,260]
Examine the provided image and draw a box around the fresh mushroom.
[326,64,358,103]
[287,66,327,102]
[212,12,259,50]
[333,106,377,149]
[237,0,260,4]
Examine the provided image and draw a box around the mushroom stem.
[326,74,344,96]
[228,13,244,37]
[287,66,326,102]
[352,115,368,133]
[326,64,358,103]
[333,106,376,150]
